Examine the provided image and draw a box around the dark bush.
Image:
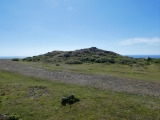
[153,59,160,64]
[146,57,152,61]
[64,54,70,57]
[108,58,115,63]
[56,64,59,66]
[0,114,19,120]
[32,57,40,62]
[12,58,19,61]
[89,57,96,62]
[61,94,80,106]
[95,58,106,63]
[8,114,19,120]
[23,57,32,62]
[65,60,82,64]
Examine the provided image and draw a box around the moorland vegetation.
[22,47,160,65]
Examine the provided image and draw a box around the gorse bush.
[61,94,80,106]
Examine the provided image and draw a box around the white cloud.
[120,37,160,46]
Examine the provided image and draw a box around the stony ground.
[0,60,160,97]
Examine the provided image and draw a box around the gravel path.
[0,60,160,97]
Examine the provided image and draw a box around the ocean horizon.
[0,55,160,59]
[0,56,27,59]
[124,55,160,58]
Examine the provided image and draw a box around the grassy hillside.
[18,47,160,82]
[0,69,160,120]
[22,47,160,65]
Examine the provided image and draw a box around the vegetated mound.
[23,47,160,65]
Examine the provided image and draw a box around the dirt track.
[0,60,160,97]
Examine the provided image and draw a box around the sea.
[0,56,27,59]
[0,55,160,59]
[124,55,160,59]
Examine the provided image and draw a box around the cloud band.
[120,38,160,45]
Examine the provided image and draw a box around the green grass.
[0,69,160,120]
[21,61,160,82]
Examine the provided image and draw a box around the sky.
[0,0,160,56]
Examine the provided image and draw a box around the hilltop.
[22,47,160,65]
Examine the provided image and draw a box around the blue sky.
[0,0,160,56]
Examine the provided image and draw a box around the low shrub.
[0,114,19,120]
[61,94,80,106]
[23,57,32,62]
[8,114,19,120]
[12,58,19,61]
[56,64,59,66]
[65,60,82,64]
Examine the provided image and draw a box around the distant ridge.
[23,47,160,65]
